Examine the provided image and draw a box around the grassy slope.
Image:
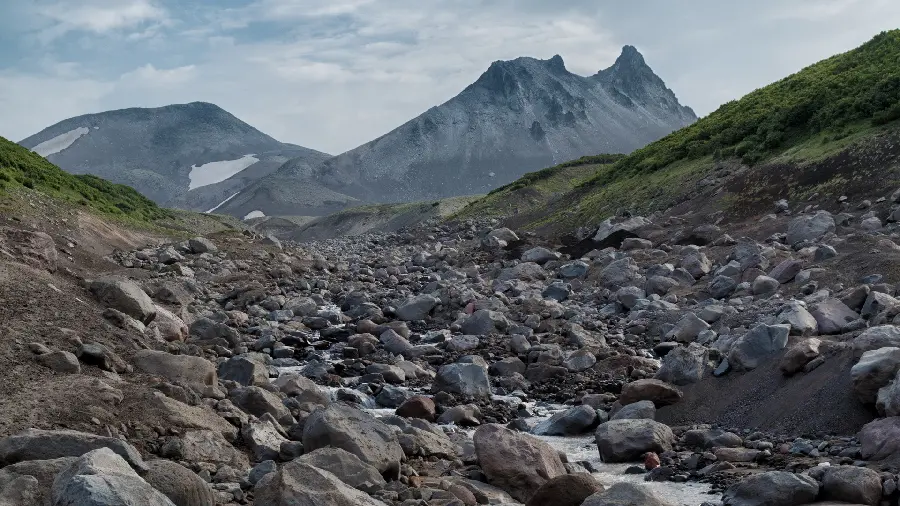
[459,30,900,233]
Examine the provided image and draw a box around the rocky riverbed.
[5,193,900,505]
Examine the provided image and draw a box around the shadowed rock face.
[222,46,696,217]
[18,102,330,212]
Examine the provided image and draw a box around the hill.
[18,102,330,212]
[215,47,695,218]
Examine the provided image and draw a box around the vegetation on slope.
[0,136,171,222]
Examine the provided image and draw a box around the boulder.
[582,482,674,506]
[722,471,818,506]
[160,430,248,469]
[187,237,217,253]
[525,474,605,506]
[594,419,674,462]
[592,216,650,246]
[769,260,803,283]
[0,429,146,472]
[254,460,388,506]
[298,448,386,494]
[752,275,780,296]
[851,347,900,404]
[242,419,289,462]
[473,424,566,502]
[461,309,508,335]
[787,211,835,246]
[302,403,404,477]
[133,350,217,393]
[0,457,76,505]
[273,373,331,406]
[395,294,440,321]
[854,326,900,357]
[616,286,646,309]
[618,379,683,407]
[654,343,709,385]
[230,386,294,427]
[683,428,743,449]
[861,291,899,320]
[395,396,437,422]
[877,370,900,416]
[859,417,900,460]
[152,306,189,342]
[727,324,791,371]
[820,466,882,505]
[143,459,215,506]
[433,363,491,398]
[775,301,818,336]
[189,318,240,347]
[681,252,712,279]
[811,299,860,335]
[665,312,710,343]
[50,448,174,506]
[521,247,561,264]
[610,400,656,421]
[531,406,598,436]
[89,277,156,324]
[709,275,738,299]
[780,338,822,375]
[218,356,269,386]
[36,350,81,374]
[599,258,640,289]
[379,329,414,356]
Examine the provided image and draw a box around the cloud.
[119,64,197,87]
[35,0,169,39]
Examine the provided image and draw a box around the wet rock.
[655,343,709,385]
[50,448,173,506]
[779,338,822,375]
[594,419,674,462]
[254,460,388,506]
[722,471,818,506]
[727,324,790,371]
[619,379,683,407]
[89,277,156,324]
[473,424,566,502]
[532,406,598,436]
[525,474,604,506]
[302,403,404,478]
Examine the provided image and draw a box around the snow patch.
[189,154,258,190]
[205,192,241,213]
[243,210,265,220]
[32,127,90,156]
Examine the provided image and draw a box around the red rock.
[644,452,661,470]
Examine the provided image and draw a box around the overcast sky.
[2,0,900,154]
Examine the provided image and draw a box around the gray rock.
[473,423,566,502]
[521,247,561,264]
[143,459,215,506]
[619,379,683,407]
[379,329,415,357]
[559,261,589,278]
[811,298,860,334]
[594,419,674,462]
[854,326,900,357]
[680,252,712,279]
[242,419,289,462]
[709,275,738,299]
[820,465,882,505]
[133,350,217,393]
[51,448,174,506]
[230,386,294,427]
[189,318,240,347]
[433,363,491,398]
[249,460,277,485]
[769,260,802,283]
[665,312,710,343]
[610,400,655,421]
[532,406,598,435]
[563,349,597,372]
[727,324,791,371]
[525,474,605,506]
[622,237,653,250]
[779,338,821,375]
[751,275,780,296]
[187,237,217,254]
[654,343,709,385]
[302,403,404,477]
[0,429,146,472]
[582,483,674,506]
[862,291,900,320]
[395,294,440,321]
[775,301,818,336]
[254,460,388,506]
[645,275,679,296]
[218,356,269,386]
[877,370,900,416]
[298,447,386,493]
[787,211,835,246]
[36,350,81,374]
[683,428,743,449]
[851,347,900,404]
[814,245,837,261]
[593,216,650,245]
[461,309,508,335]
[616,286,646,310]
[159,430,248,469]
[722,471,818,506]
[272,373,330,406]
[542,282,571,302]
[859,417,900,460]
[89,277,156,324]
[599,258,640,289]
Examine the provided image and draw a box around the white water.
[206,191,240,213]
[189,154,258,190]
[32,127,90,156]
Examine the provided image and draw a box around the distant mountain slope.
[218,46,695,217]
[18,102,330,210]
[482,30,900,236]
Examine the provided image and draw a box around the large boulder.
[531,406,598,436]
[0,457,76,505]
[229,386,294,426]
[50,448,175,506]
[859,417,900,460]
[851,347,900,404]
[143,459,215,506]
[779,338,822,375]
[594,419,674,462]
[775,301,818,336]
[254,460,388,506]
[394,294,440,321]
[0,429,146,472]
[722,471,818,506]
[160,430,248,469]
[599,258,641,289]
[298,448,386,494]
[610,400,656,421]
[709,275,738,299]
[273,373,331,406]
[133,350,217,393]
[787,211,835,247]
[89,277,156,324]
[654,343,709,385]
[592,216,650,247]
[769,260,803,284]
[582,482,674,506]
[727,324,790,371]
[302,403,404,478]
[460,309,508,335]
[242,419,289,462]
[473,424,566,502]
[820,466,882,505]
[525,474,605,506]
[432,363,491,398]
[618,379,683,407]
[854,326,900,357]
[218,356,269,386]
[810,299,859,335]
[665,312,710,343]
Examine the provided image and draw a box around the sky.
[2,0,900,155]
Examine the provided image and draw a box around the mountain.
[18,102,331,211]
[214,46,695,218]
[464,30,900,237]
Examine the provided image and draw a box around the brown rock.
[395,396,436,422]
[619,379,683,407]
[473,424,566,502]
[525,474,605,506]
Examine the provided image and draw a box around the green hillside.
[0,136,170,222]
[471,30,900,232]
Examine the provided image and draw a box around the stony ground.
[4,188,900,505]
